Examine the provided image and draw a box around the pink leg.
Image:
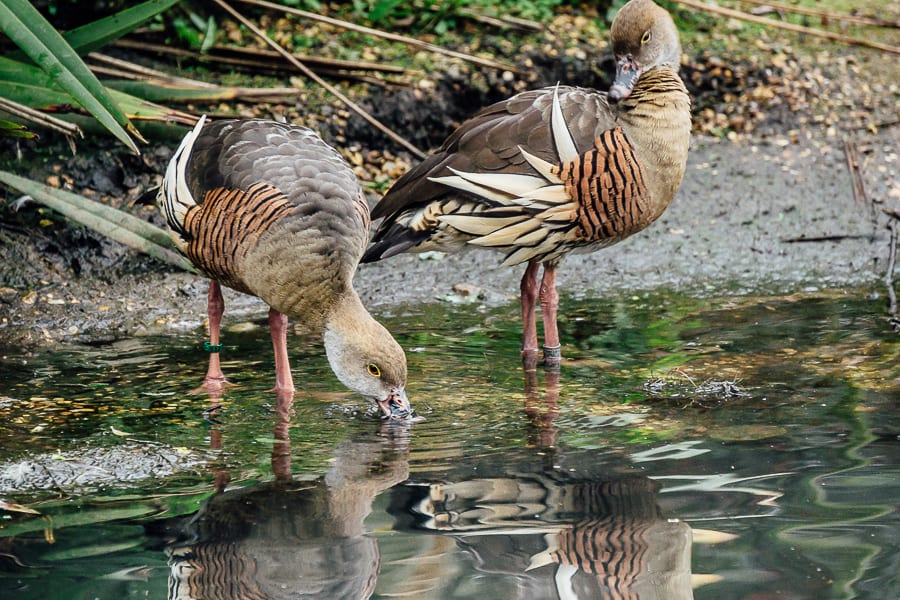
[539,265,561,365]
[268,307,296,393]
[203,281,227,391]
[520,261,540,356]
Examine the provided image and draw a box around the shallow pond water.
[0,289,897,599]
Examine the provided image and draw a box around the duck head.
[323,292,416,421]
[608,0,682,103]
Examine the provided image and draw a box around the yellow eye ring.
[641,31,652,44]
[367,363,381,377]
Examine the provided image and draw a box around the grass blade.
[0,170,195,272]
[0,0,141,152]
[0,58,196,127]
[63,0,182,55]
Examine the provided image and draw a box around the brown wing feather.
[370,86,618,224]
[430,126,650,267]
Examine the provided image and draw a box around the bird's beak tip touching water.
[377,387,422,422]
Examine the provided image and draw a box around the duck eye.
[641,31,652,44]
[367,363,381,377]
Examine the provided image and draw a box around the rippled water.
[0,289,897,599]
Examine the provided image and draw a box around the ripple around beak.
[377,389,423,423]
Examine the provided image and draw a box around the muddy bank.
[1,124,896,351]
[1,13,898,349]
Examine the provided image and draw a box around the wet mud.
[0,39,897,349]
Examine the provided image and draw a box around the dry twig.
[843,140,867,205]
[0,96,82,153]
[457,9,543,32]
[671,0,900,55]
[211,45,407,74]
[113,40,407,77]
[88,52,218,87]
[212,0,425,158]
[884,220,898,329]
[781,234,875,243]
[239,0,526,75]
[737,0,900,28]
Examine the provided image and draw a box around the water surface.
[0,289,897,599]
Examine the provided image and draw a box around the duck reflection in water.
[522,351,561,449]
[160,391,410,600]
[391,469,693,599]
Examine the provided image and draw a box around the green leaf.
[0,170,196,272]
[103,79,298,103]
[0,58,193,126]
[0,81,79,110]
[368,0,406,24]
[0,119,35,139]
[200,15,217,53]
[106,88,189,123]
[0,56,58,87]
[1,79,191,128]
[0,0,140,152]
[62,0,182,56]
[0,502,175,539]
[172,16,203,50]
[42,539,144,561]
[0,54,294,111]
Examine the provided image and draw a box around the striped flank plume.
[181,182,294,293]
[555,127,649,243]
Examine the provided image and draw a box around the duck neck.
[322,288,376,372]
[324,287,370,342]
[616,65,692,220]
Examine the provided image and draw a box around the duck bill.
[608,55,643,103]
[377,387,413,420]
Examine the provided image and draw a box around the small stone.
[452,283,481,297]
